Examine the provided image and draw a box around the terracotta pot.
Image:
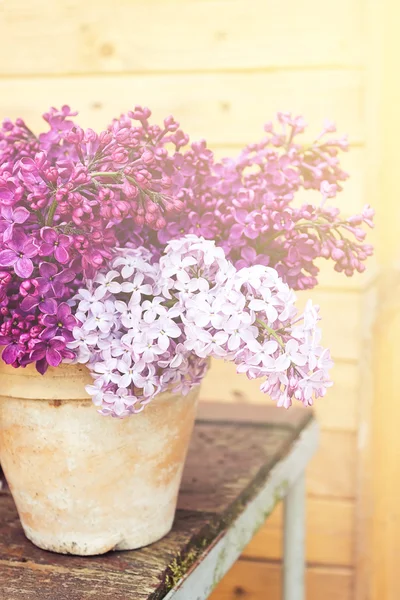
[0,362,199,555]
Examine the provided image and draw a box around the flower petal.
[0,249,17,266]
[30,347,46,362]
[54,246,69,264]
[14,257,33,278]
[13,207,30,224]
[35,358,49,375]
[41,326,58,340]
[23,240,39,259]
[20,295,39,311]
[41,228,57,243]
[57,303,71,321]
[39,298,58,315]
[39,261,58,279]
[46,347,62,367]
[2,343,21,364]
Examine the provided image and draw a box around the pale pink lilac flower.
[68,235,333,417]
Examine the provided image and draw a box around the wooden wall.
[0,1,380,598]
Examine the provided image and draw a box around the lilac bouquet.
[0,106,374,416]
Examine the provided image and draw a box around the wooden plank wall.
[0,2,371,598]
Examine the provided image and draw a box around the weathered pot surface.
[0,362,199,555]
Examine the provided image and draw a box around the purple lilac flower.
[235,247,271,269]
[0,271,12,287]
[36,262,75,295]
[39,228,72,264]
[0,230,38,278]
[20,292,57,314]
[30,337,73,374]
[0,206,30,241]
[187,212,217,238]
[2,341,25,365]
[41,303,77,341]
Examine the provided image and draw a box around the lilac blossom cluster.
[69,236,333,417]
[151,112,375,289]
[0,106,373,376]
[0,107,190,371]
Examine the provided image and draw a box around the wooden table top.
[0,403,314,600]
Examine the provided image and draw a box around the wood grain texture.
[243,497,354,566]
[0,0,362,76]
[0,405,314,599]
[0,500,212,600]
[0,71,364,145]
[363,2,400,598]
[200,359,359,432]
[210,559,353,600]
[307,430,356,499]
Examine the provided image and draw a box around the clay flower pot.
[0,362,199,555]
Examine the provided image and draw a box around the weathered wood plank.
[164,420,319,600]
[196,402,356,500]
[0,500,212,600]
[178,418,312,514]
[0,0,363,76]
[0,71,364,145]
[210,559,353,600]
[0,405,316,599]
[307,430,356,499]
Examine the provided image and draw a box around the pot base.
[22,518,174,555]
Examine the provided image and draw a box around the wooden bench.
[0,402,318,600]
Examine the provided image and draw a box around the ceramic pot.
[0,362,199,555]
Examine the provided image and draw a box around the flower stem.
[256,318,285,348]
[46,200,58,226]
[91,171,121,178]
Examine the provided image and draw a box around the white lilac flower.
[246,339,279,368]
[69,235,332,418]
[93,358,119,383]
[128,272,154,305]
[184,295,226,329]
[224,323,257,352]
[149,315,182,351]
[94,270,124,299]
[248,293,279,324]
[84,302,116,334]
[75,288,102,313]
[142,298,167,324]
[67,327,99,364]
[134,335,166,363]
[274,339,308,370]
[102,387,138,418]
[190,329,229,358]
[86,379,105,406]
